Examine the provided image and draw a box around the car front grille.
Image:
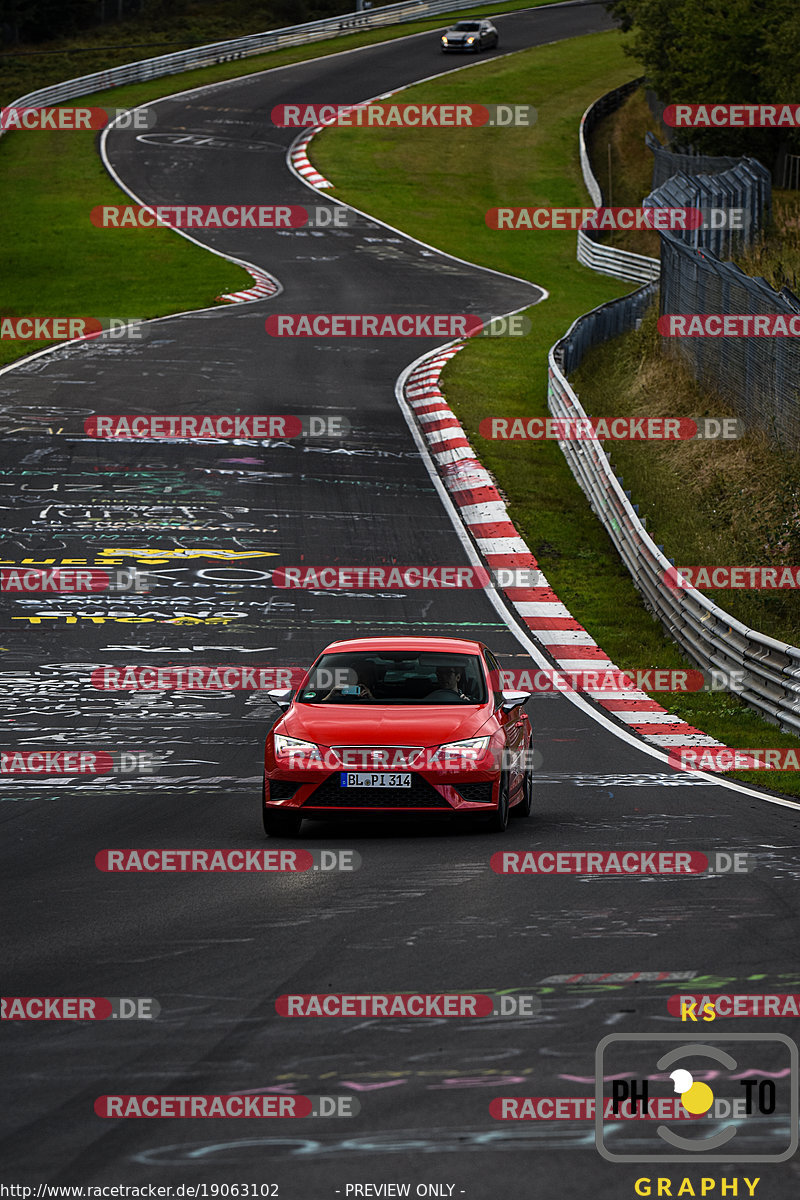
[330,746,424,770]
[304,773,452,810]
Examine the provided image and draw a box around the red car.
[262,635,533,836]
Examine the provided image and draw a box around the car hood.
[282,704,492,747]
[446,31,472,38]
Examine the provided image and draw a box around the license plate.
[340,772,412,788]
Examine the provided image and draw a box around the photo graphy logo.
[595,1033,798,1162]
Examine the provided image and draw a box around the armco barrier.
[576,227,659,283]
[0,0,589,132]
[577,77,661,283]
[547,287,800,735]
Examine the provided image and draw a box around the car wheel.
[513,761,533,818]
[263,808,303,837]
[487,773,510,833]
[262,777,302,837]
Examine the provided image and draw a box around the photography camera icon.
[595,1032,798,1163]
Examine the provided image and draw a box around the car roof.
[319,635,486,655]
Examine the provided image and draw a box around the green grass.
[570,305,800,647]
[0,124,251,370]
[0,0,560,107]
[313,29,800,798]
[587,84,800,282]
[0,0,563,371]
[5,13,799,797]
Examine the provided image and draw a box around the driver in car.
[424,664,471,702]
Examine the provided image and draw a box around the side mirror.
[500,690,531,712]
[267,688,294,711]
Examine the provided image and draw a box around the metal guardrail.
[576,227,659,283]
[567,84,800,728]
[548,287,800,735]
[577,77,661,283]
[1,0,571,131]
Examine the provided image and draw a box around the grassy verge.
[0,0,559,106]
[1,0,560,372]
[737,190,800,291]
[587,85,662,255]
[587,85,800,285]
[313,29,800,797]
[570,305,800,645]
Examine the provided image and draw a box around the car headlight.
[430,735,491,768]
[441,36,448,42]
[273,733,323,764]
[466,36,475,43]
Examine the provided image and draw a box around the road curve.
[2,5,800,1197]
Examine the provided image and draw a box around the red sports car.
[262,635,533,836]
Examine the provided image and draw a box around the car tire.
[262,777,303,837]
[487,773,510,833]
[513,761,533,818]
[263,808,303,837]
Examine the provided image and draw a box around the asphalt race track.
[3,2,800,1196]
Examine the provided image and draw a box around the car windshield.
[453,22,481,30]
[297,651,486,704]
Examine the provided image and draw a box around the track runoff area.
[2,3,800,1199]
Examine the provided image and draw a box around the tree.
[606,0,799,161]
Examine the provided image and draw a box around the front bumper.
[265,770,499,815]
